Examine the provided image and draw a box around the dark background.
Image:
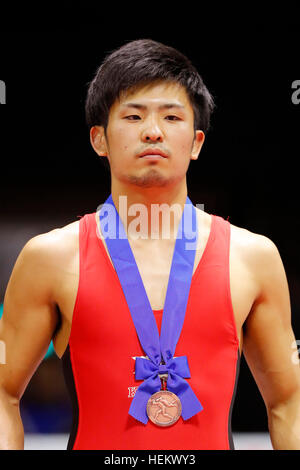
[0,5,299,434]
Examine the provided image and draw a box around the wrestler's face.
[91,81,205,188]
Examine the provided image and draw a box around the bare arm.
[243,236,300,450]
[0,234,59,449]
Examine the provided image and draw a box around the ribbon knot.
[158,363,168,375]
[129,355,203,424]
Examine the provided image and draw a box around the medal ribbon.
[99,194,203,424]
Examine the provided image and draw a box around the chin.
[127,173,171,188]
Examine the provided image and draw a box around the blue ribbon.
[99,194,203,424]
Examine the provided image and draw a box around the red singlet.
[62,212,240,450]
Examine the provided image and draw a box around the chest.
[126,237,205,310]
[129,240,256,321]
[55,213,257,357]
[95,218,256,355]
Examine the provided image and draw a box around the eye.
[165,115,181,121]
[124,115,141,120]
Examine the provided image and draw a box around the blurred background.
[0,4,299,449]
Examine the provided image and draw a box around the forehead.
[114,81,193,111]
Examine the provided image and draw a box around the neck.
[110,180,188,240]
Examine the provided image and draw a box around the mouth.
[138,149,169,159]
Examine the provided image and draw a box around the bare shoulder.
[23,219,79,259]
[230,222,278,253]
[229,222,284,282]
[17,219,80,291]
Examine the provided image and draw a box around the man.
[0,39,300,450]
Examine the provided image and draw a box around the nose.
[141,117,164,143]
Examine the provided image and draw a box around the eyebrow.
[121,102,185,110]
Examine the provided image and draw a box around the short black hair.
[85,39,215,171]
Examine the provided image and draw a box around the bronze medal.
[146,390,182,427]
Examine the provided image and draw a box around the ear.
[191,130,205,161]
[90,126,109,157]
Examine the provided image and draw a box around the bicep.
[0,237,59,399]
[243,239,300,410]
